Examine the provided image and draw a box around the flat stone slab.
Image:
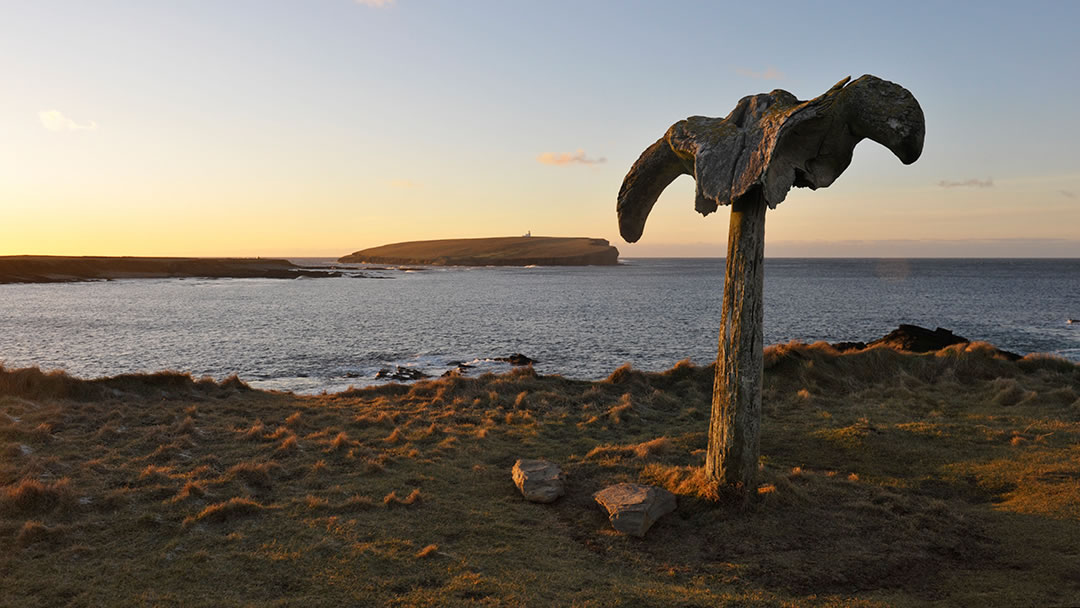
[593,483,676,537]
[512,459,565,503]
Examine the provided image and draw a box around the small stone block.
[593,483,676,537]
[512,459,565,503]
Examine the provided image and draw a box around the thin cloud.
[1059,190,1075,199]
[389,179,418,189]
[537,149,606,166]
[39,110,98,132]
[735,66,784,80]
[938,178,993,188]
[354,0,395,7]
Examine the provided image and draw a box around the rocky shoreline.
[0,256,347,284]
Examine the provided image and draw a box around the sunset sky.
[3,0,1078,257]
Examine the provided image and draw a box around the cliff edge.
[338,236,619,266]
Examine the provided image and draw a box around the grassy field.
[2,342,1079,606]
[338,236,619,266]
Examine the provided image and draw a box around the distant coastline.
[338,236,619,266]
[0,256,341,285]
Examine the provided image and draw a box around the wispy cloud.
[1059,189,1075,199]
[354,0,395,7]
[39,110,98,132]
[735,66,784,80]
[938,178,993,188]
[389,179,418,189]
[536,149,606,166]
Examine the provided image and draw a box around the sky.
[2,0,1079,258]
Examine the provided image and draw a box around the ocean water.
[1,258,1077,393]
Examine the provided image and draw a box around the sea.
[1,258,1077,394]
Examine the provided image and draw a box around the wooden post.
[704,191,766,488]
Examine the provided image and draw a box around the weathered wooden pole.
[615,75,924,490]
[705,192,766,486]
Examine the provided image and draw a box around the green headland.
[338,236,620,266]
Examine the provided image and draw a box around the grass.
[0,344,1079,606]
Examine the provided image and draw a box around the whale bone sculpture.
[617,75,924,487]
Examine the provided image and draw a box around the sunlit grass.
[1,346,1079,606]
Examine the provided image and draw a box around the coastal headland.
[0,256,339,284]
[2,331,1078,605]
[338,236,620,266]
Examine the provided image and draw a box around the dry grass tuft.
[606,397,634,424]
[15,520,68,547]
[641,464,722,502]
[338,494,376,511]
[586,437,673,462]
[264,425,291,440]
[415,543,439,558]
[604,363,648,385]
[276,435,299,454]
[170,480,206,503]
[184,497,266,526]
[174,415,196,434]
[1018,352,1079,373]
[383,427,403,443]
[0,477,75,517]
[238,419,266,440]
[354,411,395,426]
[383,488,422,507]
[990,378,1036,406]
[139,464,174,482]
[326,431,353,452]
[226,461,282,490]
[632,436,673,459]
[303,495,329,510]
[362,458,385,474]
[220,374,250,391]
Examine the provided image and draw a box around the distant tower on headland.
[523,230,531,237]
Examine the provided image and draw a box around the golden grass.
[0,477,74,517]
[383,488,422,507]
[1,347,1079,606]
[184,497,268,526]
[415,543,439,558]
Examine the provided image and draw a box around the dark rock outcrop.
[375,367,430,381]
[495,354,536,366]
[831,324,1022,360]
[867,325,969,353]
